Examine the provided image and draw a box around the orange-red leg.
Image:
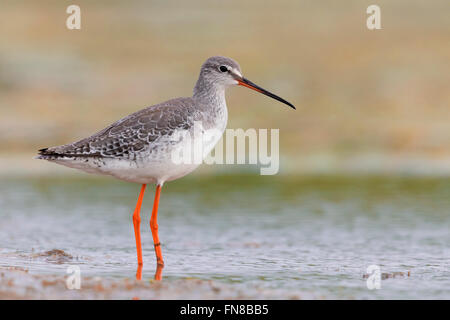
[150,184,164,280]
[132,184,147,280]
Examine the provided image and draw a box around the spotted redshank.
[36,56,295,280]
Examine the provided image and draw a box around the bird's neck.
[193,77,226,109]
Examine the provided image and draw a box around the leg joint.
[150,220,158,230]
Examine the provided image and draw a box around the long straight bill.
[237,77,296,109]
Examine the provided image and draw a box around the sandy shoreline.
[0,266,310,300]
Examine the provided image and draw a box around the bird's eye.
[219,65,228,73]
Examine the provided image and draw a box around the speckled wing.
[38,98,198,160]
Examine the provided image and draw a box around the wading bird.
[36,56,295,280]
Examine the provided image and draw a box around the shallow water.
[0,174,449,299]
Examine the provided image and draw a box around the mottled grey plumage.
[38,56,240,162]
[39,98,203,160]
[37,55,294,184]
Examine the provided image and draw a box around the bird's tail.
[35,147,66,160]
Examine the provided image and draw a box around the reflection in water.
[136,259,163,281]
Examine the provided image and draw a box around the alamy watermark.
[66,4,382,32]
[366,5,381,30]
[66,5,81,30]
[66,265,81,290]
[365,265,381,290]
[170,121,280,175]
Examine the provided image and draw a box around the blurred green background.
[1,0,449,176]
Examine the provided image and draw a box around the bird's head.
[196,56,295,110]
